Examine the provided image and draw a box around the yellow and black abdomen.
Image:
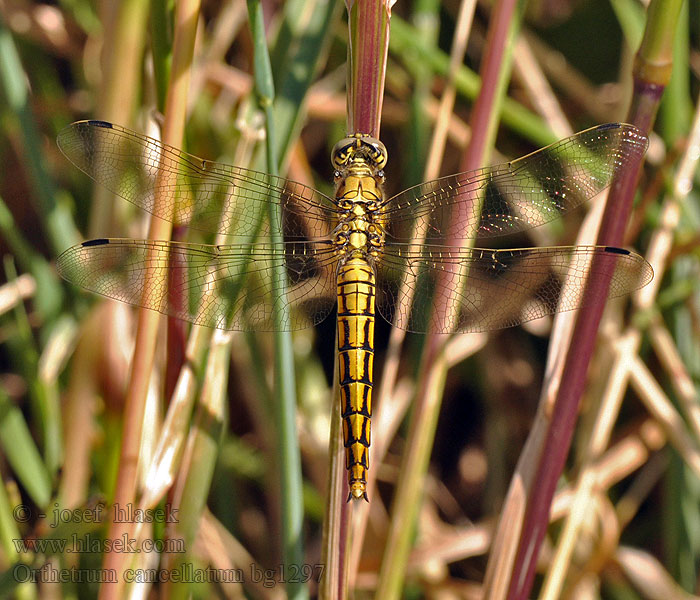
[336,255,375,501]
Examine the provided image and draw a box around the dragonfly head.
[332,134,388,174]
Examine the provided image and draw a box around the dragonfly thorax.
[333,172,386,257]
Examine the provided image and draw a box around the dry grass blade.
[628,355,700,477]
[99,1,202,597]
[616,546,700,600]
[512,36,572,138]
[649,322,700,440]
[0,274,35,316]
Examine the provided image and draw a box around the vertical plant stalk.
[161,329,231,600]
[375,1,524,598]
[148,0,188,403]
[134,130,260,521]
[346,0,393,137]
[144,125,262,599]
[349,0,477,580]
[322,1,392,597]
[319,353,352,600]
[539,101,699,596]
[98,1,201,598]
[87,0,149,237]
[150,0,173,113]
[54,0,149,517]
[492,1,683,598]
[247,2,306,599]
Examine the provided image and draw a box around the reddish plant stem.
[166,224,189,401]
[458,0,518,174]
[506,67,664,600]
[501,0,682,595]
[418,0,520,392]
[346,0,391,136]
[374,1,520,596]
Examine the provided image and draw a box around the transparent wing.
[376,244,653,333]
[57,238,339,331]
[57,120,337,239]
[381,123,648,242]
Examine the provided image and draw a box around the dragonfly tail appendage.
[337,257,375,502]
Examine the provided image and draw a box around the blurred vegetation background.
[0,0,699,598]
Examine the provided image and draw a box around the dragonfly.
[56,120,652,501]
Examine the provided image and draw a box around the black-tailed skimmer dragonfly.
[56,120,652,501]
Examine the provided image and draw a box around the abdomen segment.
[337,256,375,501]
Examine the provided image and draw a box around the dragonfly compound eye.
[331,138,359,169]
[361,138,388,170]
[331,135,388,170]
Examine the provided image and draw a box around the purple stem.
[347,0,391,136]
[506,78,662,600]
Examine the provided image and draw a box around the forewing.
[58,120,337,239]
[376,244,653,333]
[381,123,648,242]
[57,238,338,331]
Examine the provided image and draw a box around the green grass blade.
[151,0,174,112]
[0,387,52,508]
[3,257,63,480]
[0,22,79,255]
[248,2,307,598]
[268,0,342,165]
[0,196,63,322]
